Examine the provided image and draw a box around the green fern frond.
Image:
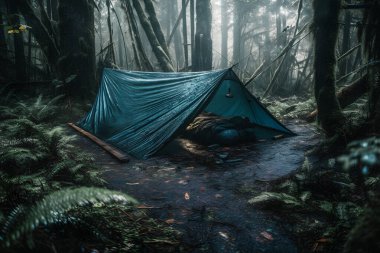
[0,118,42,139]
[48,160,76,179]
[0,147,44,168]
[37,127,77,159]
[0,106,18,120]
[0,205,26,244]
[1,187,137,246]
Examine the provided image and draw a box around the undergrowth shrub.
[0,95,181,252]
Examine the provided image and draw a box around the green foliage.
[248,137,380,252]
[1,187,137,247]
[264,97,316,119]
[0,95,63,123]
[0,96,180,252]
[74,205,181,252]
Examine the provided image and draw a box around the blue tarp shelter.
[78,68,295,159]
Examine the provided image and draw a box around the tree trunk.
[132,0,174,71]
[190,0,195,68]
[182,0,189,70]
[171,0,184,69]
[313,0,345,135]
[0,5,8,60]
[16,0,59,69]
[340,0,352,75]
[8,0,27,81]
[51,0,58,21]
[27,30,32,80]
[143,0,171,60]
[58,0,96,100]
[233,1,242,65]
[118,32,124,67]
[193,0,212,71]
[37,0,57,42]
[122,0,153,71]
[221,0,228,68]
[106,0,116,64]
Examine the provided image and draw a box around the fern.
[0,95,63,124]
[37,127,76,159]
[0,118,43,139]
[0,147,45,169]
[15,95,64,124]
[1,187,137,246]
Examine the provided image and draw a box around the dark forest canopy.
[0,0,380,252]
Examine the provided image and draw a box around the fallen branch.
[306,74,369,122]
[68,123,129,162]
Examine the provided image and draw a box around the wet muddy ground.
[72,120,319,252]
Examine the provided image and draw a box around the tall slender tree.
[221,0,228,68]
[122,0,153,71]
[15,0,59,69]
[170,0,184,69]
[233,0,242,65]
[58,0,96,99]
[8,0,27,81]
[132,0,174,71]
[193,0,212,71]
[106,0,116,64]
[143,0,171,59]
[313,0,345,135]
[182,0,189,69]
[0,3,7,59]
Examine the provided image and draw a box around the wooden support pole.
[68,123,129,163]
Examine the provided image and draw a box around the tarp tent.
[78,68,295,159]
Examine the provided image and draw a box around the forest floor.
[71,120,319,253]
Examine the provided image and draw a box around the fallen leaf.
[218,231,229,239]
[165,218,183,225]
[137,204,160,209]
[178,179,188,185]
[260,231,274,241]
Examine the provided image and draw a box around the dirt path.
[73,120,319,252]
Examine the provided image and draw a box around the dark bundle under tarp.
[78,68,295,159]
[184,113,257,145]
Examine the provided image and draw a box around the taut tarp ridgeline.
[78,68,294,158]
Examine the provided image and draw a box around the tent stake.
[67,123,129,163]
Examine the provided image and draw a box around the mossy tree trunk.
[312,0,345,136]
[193,0,212,71]
[58,0,96,100]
